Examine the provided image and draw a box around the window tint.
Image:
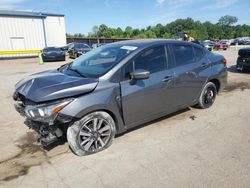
[133,46,166,73]
[194,47,205,61]
[173,45,195,66]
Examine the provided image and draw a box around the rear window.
[173,45,195,66]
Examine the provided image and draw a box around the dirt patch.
[189,115,197,120]
[0,132,68,182]
[223,82,250,92]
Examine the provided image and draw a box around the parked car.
[201,41,214,51]
[236,47,250,71]
[42,47,65,62]
[13,39,227,156]
[68,43,91,58]
[213,42,229,50]
[243,41,250,45]
[60,43,73,52]
[230,39,238,46]
[220,40,230,46]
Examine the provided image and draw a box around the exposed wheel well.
[209,79,220,92]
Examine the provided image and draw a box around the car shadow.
[116,107,191,138]
[227,65,250,74]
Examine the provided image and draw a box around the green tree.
[162,32,173,39]
[124,26,133,38]
[116,27,124,38]
[98,24,109,37]
[83,16,248,40]
[218,15,238,26]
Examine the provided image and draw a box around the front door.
[120,45,175,128]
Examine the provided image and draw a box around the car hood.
[15,69,98,103]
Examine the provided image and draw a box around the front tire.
[198,82,217,109]
[67,111,116,156]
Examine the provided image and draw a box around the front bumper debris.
[14,99,72,146]
[24,119,63,146]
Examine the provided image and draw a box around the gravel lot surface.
[0,49,250,188]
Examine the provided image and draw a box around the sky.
[0,0,249,34]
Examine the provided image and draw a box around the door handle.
[162,76,173,82]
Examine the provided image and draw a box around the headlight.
[24,99,73,124]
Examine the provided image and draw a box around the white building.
[0,10,66,57]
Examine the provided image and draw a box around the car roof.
[239,47,250,51]
[43,47,60,50]
[108,39,203,49]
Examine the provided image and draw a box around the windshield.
[70,44,138,78]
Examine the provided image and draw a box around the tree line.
[67,15,250,40]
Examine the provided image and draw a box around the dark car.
[13,39,227,156]
[68,43,91,58]
[60,43,73,52]
[42,47,65,62]
[236,48,250,71]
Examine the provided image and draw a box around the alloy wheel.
[78,117,112,153]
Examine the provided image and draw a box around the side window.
[173,45,195,66]
[134,46,166,73]
[194,47,205,61]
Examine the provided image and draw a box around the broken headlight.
[24,99,73,124]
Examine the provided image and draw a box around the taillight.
[222,58,227,66]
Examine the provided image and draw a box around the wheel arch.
[208,78,220,92]
[74,105,126,134]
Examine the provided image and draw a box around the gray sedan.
[13,39,227,155]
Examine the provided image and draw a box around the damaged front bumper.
[14,100,73,146]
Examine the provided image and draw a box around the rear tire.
[67,111,116,156]
[198,82,217,109]
[236,64,245,72]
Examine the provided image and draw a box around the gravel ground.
[0,49,250,188]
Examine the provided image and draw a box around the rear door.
[120,45,175,128]
[170,44,210,107]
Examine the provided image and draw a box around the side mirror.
[130,69,150,84]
